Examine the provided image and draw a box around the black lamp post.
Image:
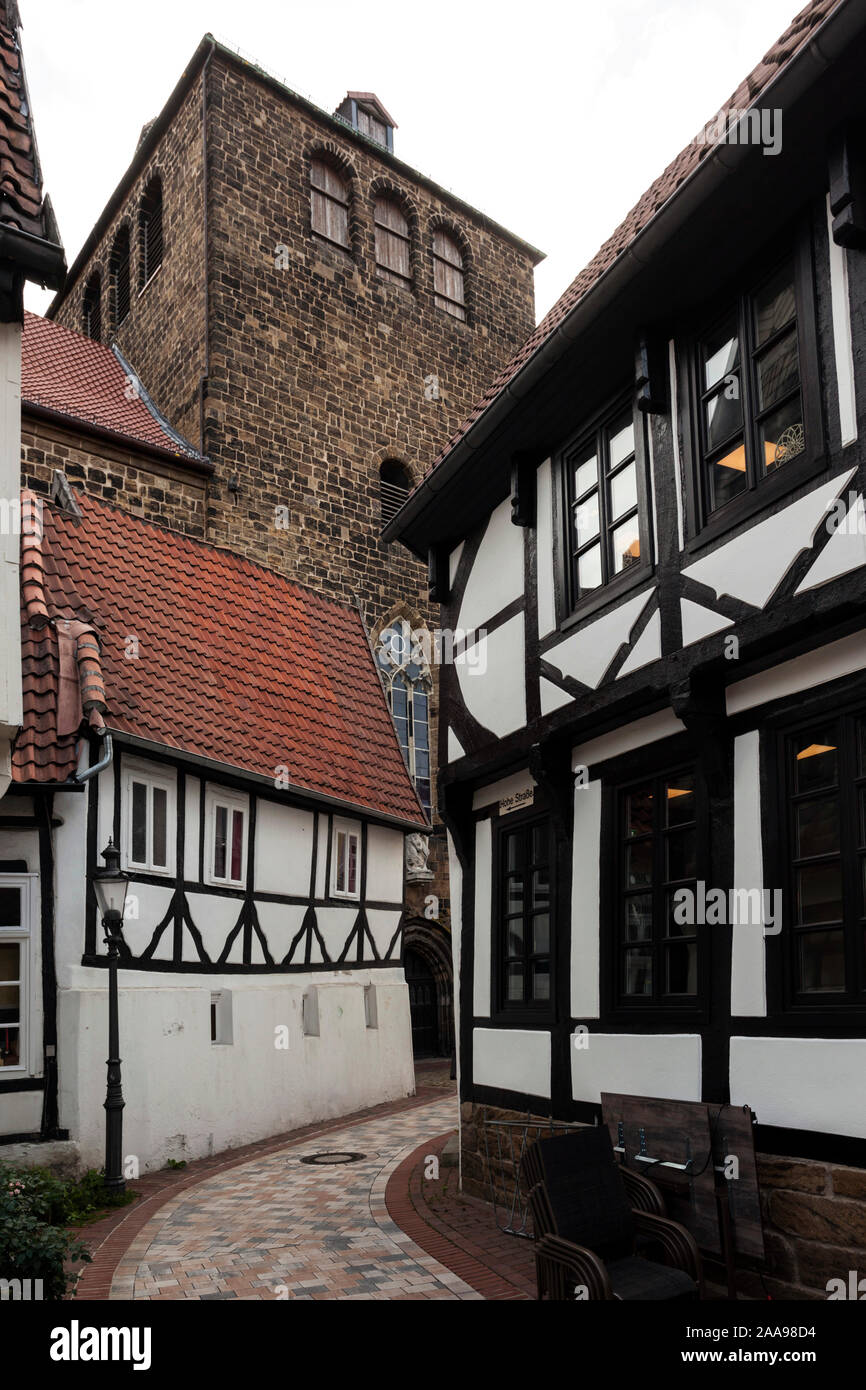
[91,839,129,1194]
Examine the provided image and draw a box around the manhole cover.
[299,1151,366,1166]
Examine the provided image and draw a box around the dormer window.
[333,93,396,153]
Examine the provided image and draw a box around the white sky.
[23,0,802,319]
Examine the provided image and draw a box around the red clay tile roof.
[427,0,842,476]
[22,312,205,462]
[13,489,426,825]
[0,2,55,242]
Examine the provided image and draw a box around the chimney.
[334,93,396,153]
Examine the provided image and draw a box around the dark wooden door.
[404,948,439,1057]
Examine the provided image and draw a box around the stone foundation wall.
[460,1101,866,1299]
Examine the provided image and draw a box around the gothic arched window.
[376,618,431,816]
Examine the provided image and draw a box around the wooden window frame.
[682,225,824,550]
[109,225,132,332]
[433,228,466,321]
[123,759,176,877]
[331,817,361,900]
[374,195,412,289]
[204,785,248,889]
[310,158,351,251]
[491,809,554,1018]
[556,390,654,626]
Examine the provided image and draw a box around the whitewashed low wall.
[57,966,414,1171]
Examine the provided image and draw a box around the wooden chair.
[526,1128,703,1301]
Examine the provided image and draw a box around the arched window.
[109,225,131,332]
[374,195,411,287]
[139,176,163,287]
[82,272,102,342]
[433,228,466,320]
[310,158,350,248]
[376,618,432,816]
[379,459,410,528]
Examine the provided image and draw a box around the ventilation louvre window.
[379,459,410,528]
[310,158,350,248]
[433,229,466,320]
[82,273,102,342]
[139,177,164,288]
[374,196,411,287]
[109,226,131,332]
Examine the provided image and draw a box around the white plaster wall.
[474,1027,550,1098]
[315,816,329,898]
[826,193,858,447]
[730,1037,866,1138]
[254,901,308,963]
[54,778,90,980]
[457,615,526,738]
[572,709,685,771]
[57,965,414,1170]
[571,781,601,1018]
[731,731,767,1017]
[571,1033,702,1104]
[184,775,200,875]
[458,497,524,635]
[122,884,175,960]
[0,1090,42,1134]
[536,459,557,638]
[726,630,866,716]
[254,801,314,896]
[473,819,492,1017]
[545,589,654,690]
[365,824,404,903]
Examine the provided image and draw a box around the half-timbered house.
[2,321,423,1170]
[386,0,866,1294]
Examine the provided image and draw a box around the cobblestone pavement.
[110,1095,479,1300]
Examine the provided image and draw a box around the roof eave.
[0,223,66,291]
[384,0,865,554]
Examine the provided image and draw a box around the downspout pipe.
[74,727,113,785]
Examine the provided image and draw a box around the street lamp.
[91,839,129,1194]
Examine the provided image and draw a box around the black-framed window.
[562,397,650,612]
[687,232,822,535]
[617,768,700,1005]
[782,711,866,1004]
[497,816,552,1010]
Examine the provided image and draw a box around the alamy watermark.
[693,107,782,157]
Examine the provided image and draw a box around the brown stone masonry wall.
[460,1102,866,1299]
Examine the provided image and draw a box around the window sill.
[685,448,828,556]
[555,562,654,637]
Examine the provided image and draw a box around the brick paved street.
[106,1093,481,1300]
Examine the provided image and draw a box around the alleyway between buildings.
[73,1063,535,1301]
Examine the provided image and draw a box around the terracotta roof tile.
[13,490,426,825]
[0,2,55,241]
[426,0,842,478]
[22,312,205,462]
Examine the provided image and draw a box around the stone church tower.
[47,35,541,1057]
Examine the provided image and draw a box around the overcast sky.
[23,0,801,319]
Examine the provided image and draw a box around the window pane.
[705,387,743,452]
[610,462,637,521]
[231,809,244,882]
[574,450,597,498]
[760,394,804,474]
[611,514,640,574]
[666,941,697,995]
[753,264,796,345]
[796,798,840,859]
[0,941,20,983]
[626,787,653,837]
[625,839,653,887]
[531,868,549,909]
[532,824,548,863]
[577,544,602,592]
[506,962,524,1001]
[666,778,695,826]
[505,832,524,872]
[624,894,652,942]
[0,887,21,927]
[794,732,838,793]
[506,919,524,955]
[796,862,843,925]
[131,781,148,863]
[214,806,228,879]
[335,831,346,893]
[531,961,550,1001]
[708,441,748,510]
[703,318,740,389]
[152,787,168,867]
[347,834,358,895]
[667,828,696,881]
[574,492,599,546]
[532,914,550,955]
[506,876,523,912]
[797,929,845,992]
[623,947,652,995]
[608,418,635,469]
[756,327,799,411]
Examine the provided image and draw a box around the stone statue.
[405,832,433,880]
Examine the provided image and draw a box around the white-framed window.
[0,876,36,1075]
[331,818,361,899]
[205,786,248,887]
[124,759,176,875]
